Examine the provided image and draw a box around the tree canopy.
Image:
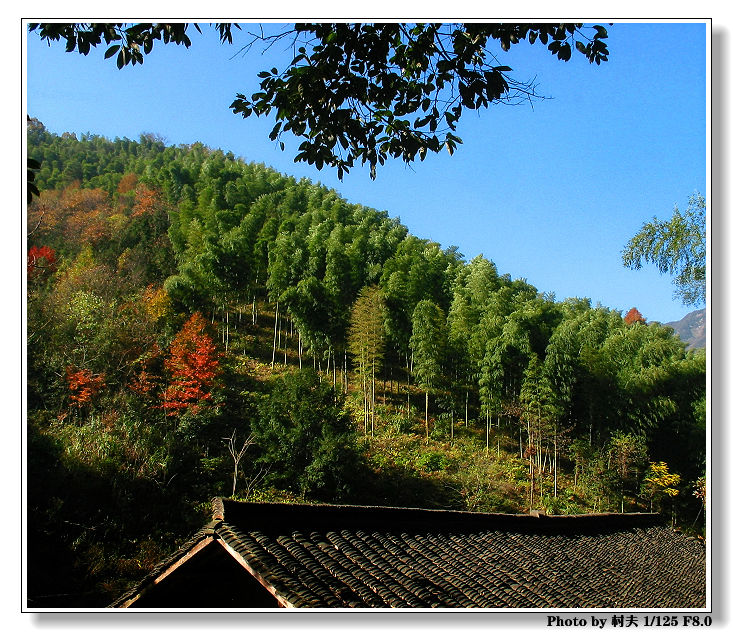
[29,22,610,179]
[621,192,706,306]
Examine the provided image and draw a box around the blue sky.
[25,21,709,324]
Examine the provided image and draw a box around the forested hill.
[26,119,706,607]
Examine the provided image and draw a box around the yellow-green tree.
[642,461,681,514]
[347,285,386,435]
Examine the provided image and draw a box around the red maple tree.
[624,307,646,325]
[161,312,220,416]
[27,245,57,279]
[66,366,106,409]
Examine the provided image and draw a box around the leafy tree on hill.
[543,306,622,445]
[252,369,362,500]
[410,299,448,438]
[66,366,106,414]
[519,353,556,507]
[29,22,610,179]
[624,307,646,325]
[348,285,386,435]
[607,430,648,513]
[381,236,459,364]
[161,312,220,416]
[641,461,681,515]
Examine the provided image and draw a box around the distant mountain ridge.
[665,309,706,350]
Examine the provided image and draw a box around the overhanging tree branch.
[29,22,610,179]
[621,192,706,306]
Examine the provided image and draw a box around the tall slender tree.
[347,285,386,435]
[410,300,448,439]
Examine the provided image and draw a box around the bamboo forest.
[25,119,706,607]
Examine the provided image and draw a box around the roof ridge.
[211,498,662,534]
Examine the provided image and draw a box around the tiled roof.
[113,498,706,609]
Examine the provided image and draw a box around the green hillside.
[26,119,706,607]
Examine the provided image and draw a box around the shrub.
[541,492,585,515]
[430,413,454,440]
[252,369,363,501]
[384,408,417,436]
[416,450,450,472]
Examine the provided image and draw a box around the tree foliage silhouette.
[29,22,610,179]
[622,193,706,306]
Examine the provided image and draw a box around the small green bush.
[430,413,454,440]
[416,450,450,472]
[384,408,417,436]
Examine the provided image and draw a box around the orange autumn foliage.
[132,184,163,218]
[624,307,646,325]
[67,366,106,409]
[161,312,220,416]
[30,185,113,248]
[117,173,139,194]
